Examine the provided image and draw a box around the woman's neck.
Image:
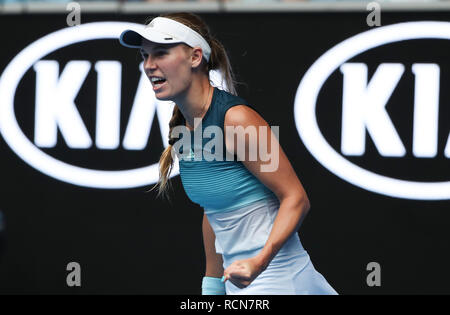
[175,77,212,130]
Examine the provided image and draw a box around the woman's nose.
[144,55,157,70]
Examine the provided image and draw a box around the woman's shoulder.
[224,105,264,129]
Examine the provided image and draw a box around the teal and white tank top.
[177,87,277,214]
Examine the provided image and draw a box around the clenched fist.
[222,256,265,289]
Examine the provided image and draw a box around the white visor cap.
[119,17,212,62]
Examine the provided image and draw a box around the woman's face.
[141,39,193,101]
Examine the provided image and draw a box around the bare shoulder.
[224,105,267,128]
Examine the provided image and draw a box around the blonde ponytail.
[148,105,183,200]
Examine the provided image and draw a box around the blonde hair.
[148,12,237,200]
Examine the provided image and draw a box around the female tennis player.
[119,12,337,295]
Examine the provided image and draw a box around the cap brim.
[119,28,182,49]
[119,29,143,48]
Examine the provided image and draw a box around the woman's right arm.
[202,213,224,277]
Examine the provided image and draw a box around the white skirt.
[205,196,338,295]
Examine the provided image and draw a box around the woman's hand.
[222,256,265,289]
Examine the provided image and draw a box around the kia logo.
[0,22,229,189]
[294,21,450,200]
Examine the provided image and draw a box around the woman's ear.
[191,47,204,69]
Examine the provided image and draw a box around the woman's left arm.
[222,105,311,289]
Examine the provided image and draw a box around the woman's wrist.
[202,276,226,295]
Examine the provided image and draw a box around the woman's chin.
[154,91,171,101]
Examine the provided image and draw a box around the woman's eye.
[140,50,166,60]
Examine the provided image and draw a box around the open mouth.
[151,76,167,88]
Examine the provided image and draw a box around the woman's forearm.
[202,213,225,277]
[255,195,311,271]
[205,253,224,278]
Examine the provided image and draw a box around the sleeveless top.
[177,87,277,215]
